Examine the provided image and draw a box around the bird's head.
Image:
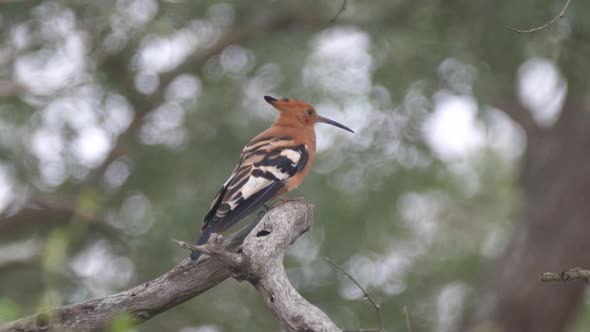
[264,95,354,133]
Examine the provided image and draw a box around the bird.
[191,95,354,261]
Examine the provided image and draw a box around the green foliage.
[109,314,138,332]
[0,298,19,322]
[42,229,69,276]
[0,0,588,331]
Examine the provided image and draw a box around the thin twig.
[322,257,383,332]
[172,239,210,256]
[403,306,412,332]
[173,235,243,268]
[506,0,571,33]
[327,0,348,24]
[540,267,590,282]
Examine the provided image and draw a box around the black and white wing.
[202,135,308,233]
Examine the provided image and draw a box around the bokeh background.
[0,1,589,331]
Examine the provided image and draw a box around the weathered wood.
[1,201,339,332]
[239,200,339,332]
[0,210,265,332]
[178,199,340,332]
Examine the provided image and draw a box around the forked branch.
[177,200,341,332]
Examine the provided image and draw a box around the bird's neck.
[271,123,316,150]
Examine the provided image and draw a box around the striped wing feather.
[202,135,308,234]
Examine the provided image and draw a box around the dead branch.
[178,200,340,332]
[173,235,243,269]
[506,0,571,33]
[0,205,268,332]
[0,201,337,332]
[540,267,590,282]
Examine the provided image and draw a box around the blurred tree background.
[0,0,589,331]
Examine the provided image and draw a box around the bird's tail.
[190,226,213,261]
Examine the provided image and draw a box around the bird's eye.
[306,109,313,116]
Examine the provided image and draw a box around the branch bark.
[0,201,333,332]
[0,208,263,332]
[540,267,590,282]
[237,200,339,332]
[177,200,340,332]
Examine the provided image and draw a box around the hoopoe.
[191,95,354,261]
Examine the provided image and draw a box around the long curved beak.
[316,115,354,133]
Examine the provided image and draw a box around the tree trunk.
[464,97,590,332]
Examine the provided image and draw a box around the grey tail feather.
[190,226,213,261]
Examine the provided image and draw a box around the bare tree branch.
[540,267,590,282]
[178,201,340,332]
[173,235,244,269]
[506,0,572,33]
[323,257,383,332]
[0,201,331,332]
[0,207,265,332]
